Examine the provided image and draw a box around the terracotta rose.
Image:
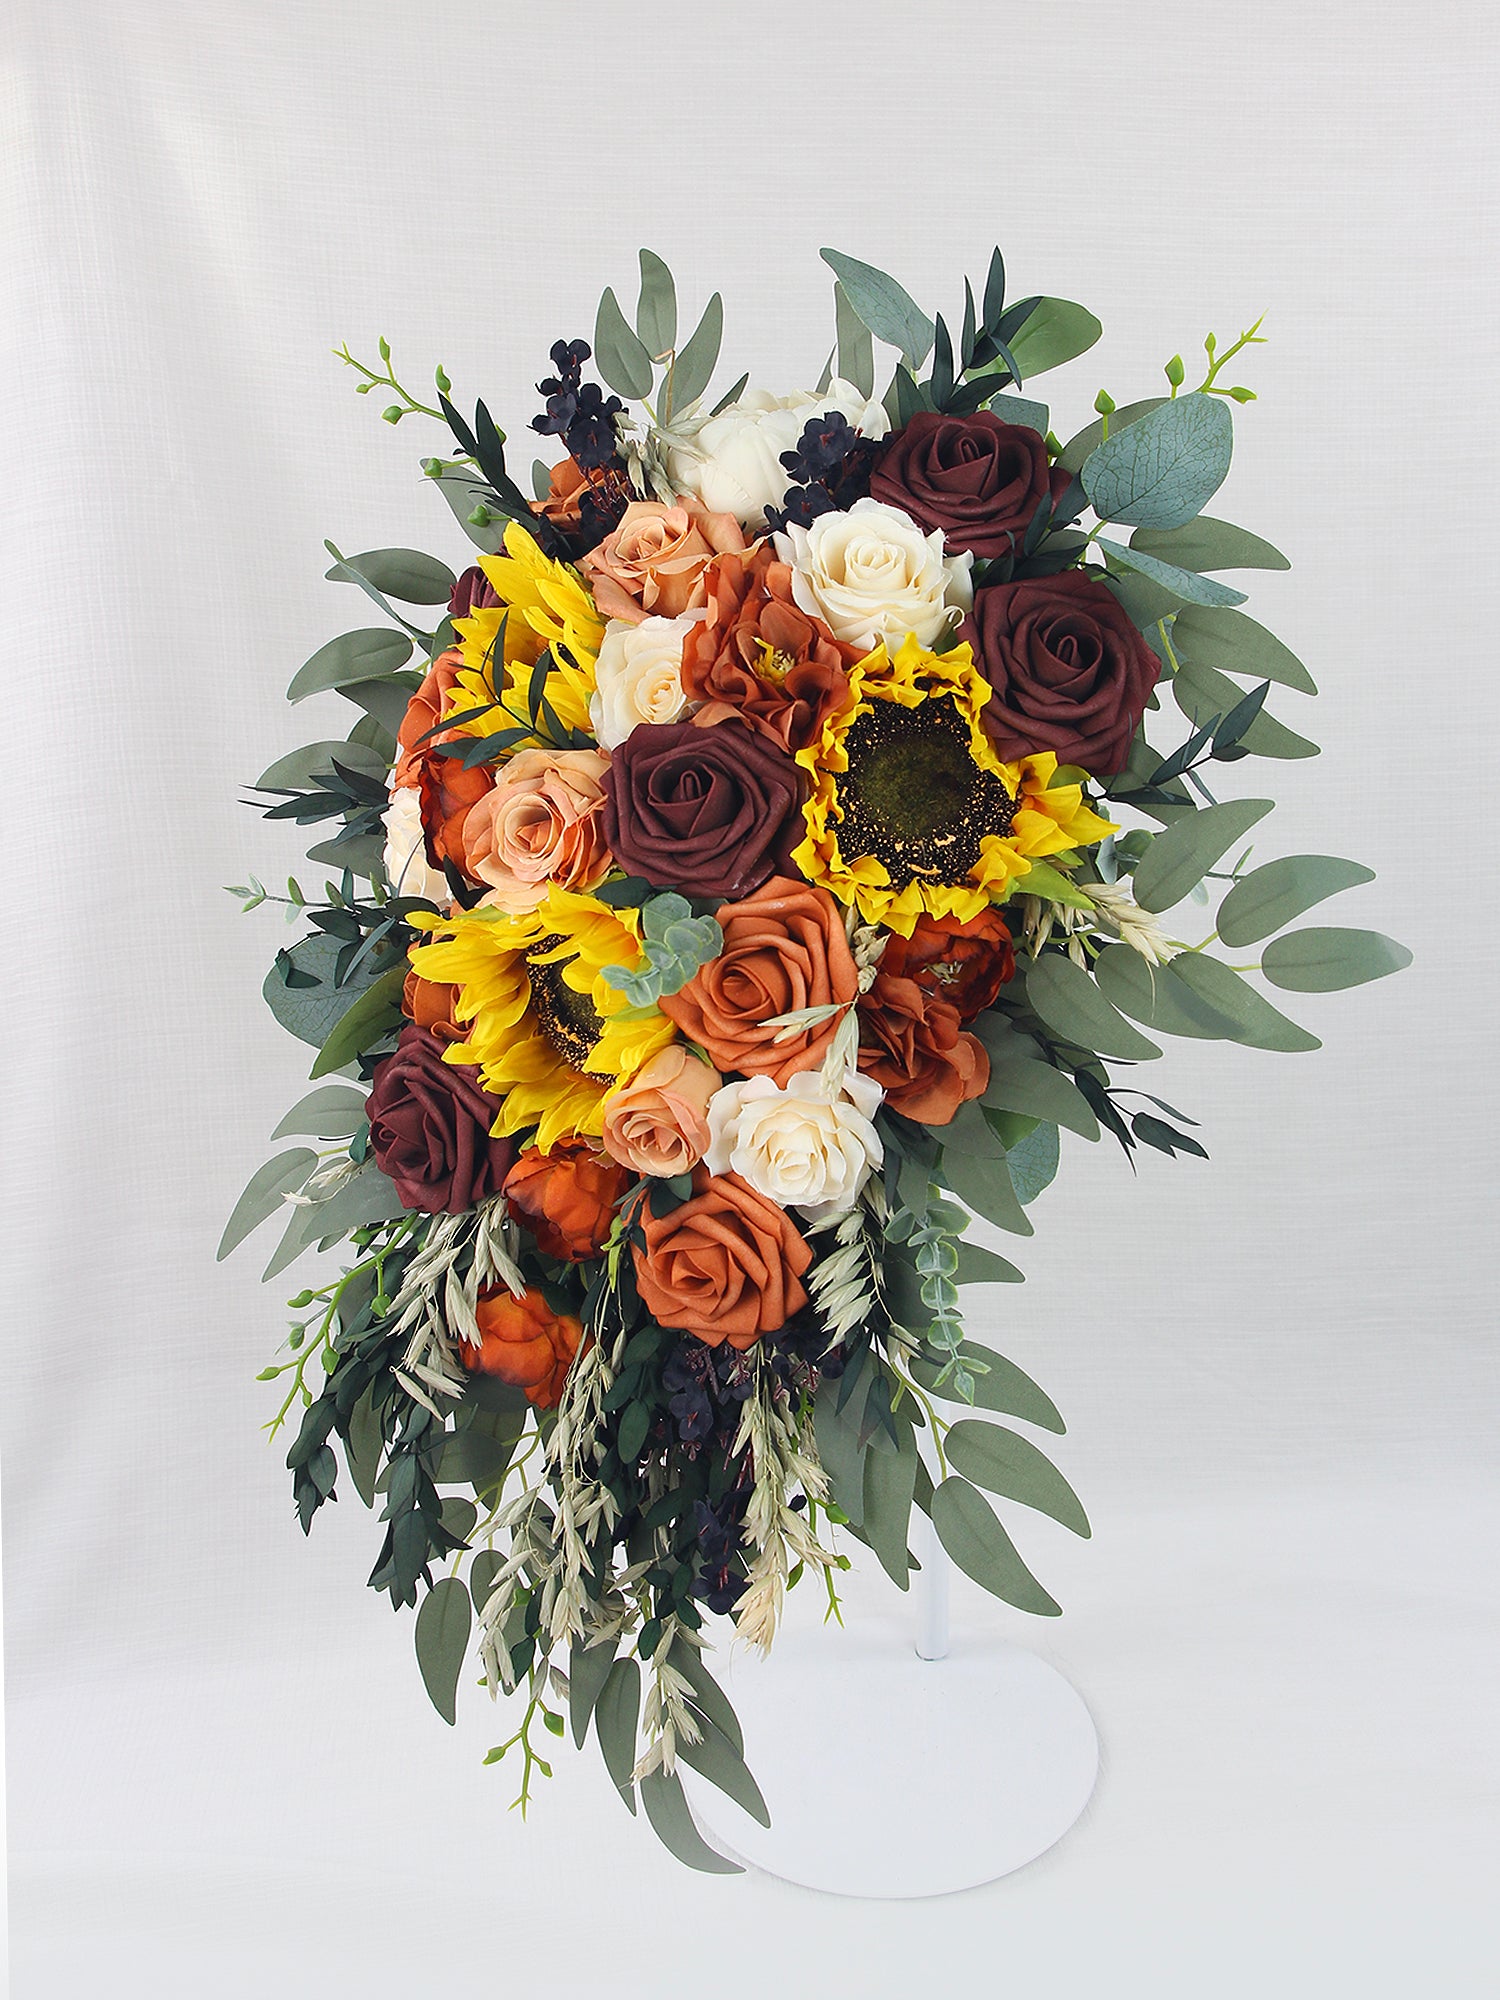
[878,909,1016,1023]
[680,543,855,755]
[502,1141,631,1262]
[661,876,859,1087]
[392,647,493,876]
[579,497,747,624]
[401,970,466,1044]
[460,1285,583,1409]
[632,1169,813,1349]
[856,968,990,1125]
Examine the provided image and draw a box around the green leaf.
[946,1422,1090,1536]
[1013,858,1097,910]
[286,628,415,703]
[1023,953,1163,1060]
[640,1768,743,1873]
[986,391,1049,434]
[833,280,875,397]
[1260,927,1412,992]
[1093,945,1241,1040]
[1130,516,1289,573]
[255,736,390,792]
[595,1658,642,1815]
[911,1342,1064,1432]
[217,1148,317,1260]
[936,1146,1033,1238]
[1005,297,1102,379]
[669,1642,744,1757]
[303,1160,408,1242]
[668,291,723,410]
[1005,1122,1059,1204]
[1168,953,1321,1051]
[324,548,456,605]
[569,1639,619,1748]
[338,674,420,739]
[983,1056,1099,1141]
[1169,605,1317,695]
[931,1477,1061,1615]
[813,1376,867,1524]
[593,286,654,398]
[1056,397,1166,478]
[676,1713,771,1828]
[469,1547,505,1620]
[819,248,935,368]
[953,1242,1026,1286]
[440,1497,478,1543]
[1081,393,1233,530]
[261,933,397,1051]
[1098,538,1247,608]
[346,1390,383,1507]
[1132,798,1274,913]
[414,1576,472,1726]
[617,1399,650,1463]
[428,466,510,554]
[635,249,677,358]
[863,1422,918,1588]
[308,966,407,1078]
[1217,856,1376,947]
[270,1084,368,1140]
[1172,661,1319,761]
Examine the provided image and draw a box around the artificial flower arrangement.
[223,248,1408,1871]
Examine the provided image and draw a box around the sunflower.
[794,632,1115,935]
[407,884,676,1152]
[447,521,607,749]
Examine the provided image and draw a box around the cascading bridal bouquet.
[222,247,1408,1870]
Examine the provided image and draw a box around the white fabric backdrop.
[4,1,1497,1992]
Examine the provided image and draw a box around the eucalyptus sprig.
[335,336,452,424]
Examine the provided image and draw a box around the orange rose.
[878,909,1017,1022]
[681,544,856,754]
[460,1285,583,1409]
[579,497,747,624]
[633,1169,812,1349]
[857,968,990,1125]
[458,747,612,912]
[401,970,466,1044]
[391,647,493,875]
[502,1141,632,1262]
[661,876,858,1087]
[600,1046,720,1177]
[532,455,631,542]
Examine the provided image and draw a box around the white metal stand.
[681,1517,1099,1897]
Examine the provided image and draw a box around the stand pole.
[913,1512,950,1661]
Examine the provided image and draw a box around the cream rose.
[459,747,611,913]
[589,611,703,750]
[775,497,973,651]
[600,1046,721,1178]
[667,380,887,527]
[381,783,450,905]
[704,1070,884,1224]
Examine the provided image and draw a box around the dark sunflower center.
[526,939,602,1071]
[835,698,1018,890]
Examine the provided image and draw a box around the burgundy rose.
[870,410,1069,561]
[602,717,802,900]
[449,565,501,619]
[964,570,1161,777]
[366,1024,514,1214]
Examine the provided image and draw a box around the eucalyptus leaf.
[1217,855,1376,947]
[469,1547,505,1620]
[1168,953,1321,1052]
[595,1658,642,1815]
[346,1390,383,1508]
[911,1342,1064,1432]
[1170,605,1316,695]
[1260,927,1412,992]
[260,1202,318,1282]
[337,675,420,739]
[593,286,654,399]
[986,391,1049,434]
[1005,297,1102,379]
[1023,954,1163,1061]
[286,629,414,703]
[325,548,456,605]
[983,1057,1100,1141]
[428,467,510,554]
[569,1639,619,1749]
[306,1160,408,1242]
[819,248,935,368]
[1082,393,1233,530]
[641,1768,742,1873]
[1005,1122,1060,1204]
[1093,945,1241,1040]
[1132,798,1274,913]
[270,1084,368,1140]
[413,1577,472,1726]
[1172,661,1319,761]
[675,1713,771,1828]
[936,1146,1033,1238]
[669,292,724,410]
[1056,397,1167,477]
[255,737,389,792]
[863,1420,918,1588]
[669,1641,744,1756]
[931,1477,1061,1615]
[261,933,394,1050]
[834,280,875,398]
[812,1376,867,1524]
[635,249,677,358]
[946,1421,1090,1537]
[952,1243,1026,1286]
[217,1148,317,1260]
[308,965,407,1078]
[1098,538,1247,608]
[1131,516,1289,573]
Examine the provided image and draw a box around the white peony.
[775,496,973,652]
[667,379,887,527]
[381,783,450,905]
[704,1070,884,1225]
[588,610,702,750]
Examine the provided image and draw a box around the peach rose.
[458,747,612,912]
[600,1046,721,1178]
[460,1285,583,1410]
[660,876,858,1087]
[579,497,747,625]
[632,1169,812,1349]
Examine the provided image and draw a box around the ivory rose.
[704,1070,884,1225]
[458,747,612,912]
[632,1169,813,1349]
[600,1046,720,1178]
[579,496,746,624]
[775,496,973,651]
[667,381,887,526]
[381,784,452,906]
[588,612,702,750]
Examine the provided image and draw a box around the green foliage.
[1005,297,1103,379]
[675,1713,771,1828]
[641,1768,742,1873]
[414,1577,472,1726]
[1217,856,1377,947]
[308,965,407,1078]
[594,286,654,398]
[833,280,875,396]
[910,1342,1065,1433]
[218,1149,317,1261]
[635,248,677,358]
[1132,798,1275,913]
[930,1477,1061,1615]
[1260,927,1412,992]
[1081,393,1234,530]
[324,547,455,606]
[270,1084,368,1141]
[945,1422,1090,1537]
[1169,953,1321,1052]
[595,1659,642,1815]
[819,247,935,369]
[287,628,415,703]
[1131,516,1289,573]
[1098,537,1247,608]
[600,895,723,1007]
[1094,947,1240,1041]
[668,292,724,411]
[1023,953,1163,1061]
[1170,605,1317,695]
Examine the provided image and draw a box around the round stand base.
[680,1613,1099,1898]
